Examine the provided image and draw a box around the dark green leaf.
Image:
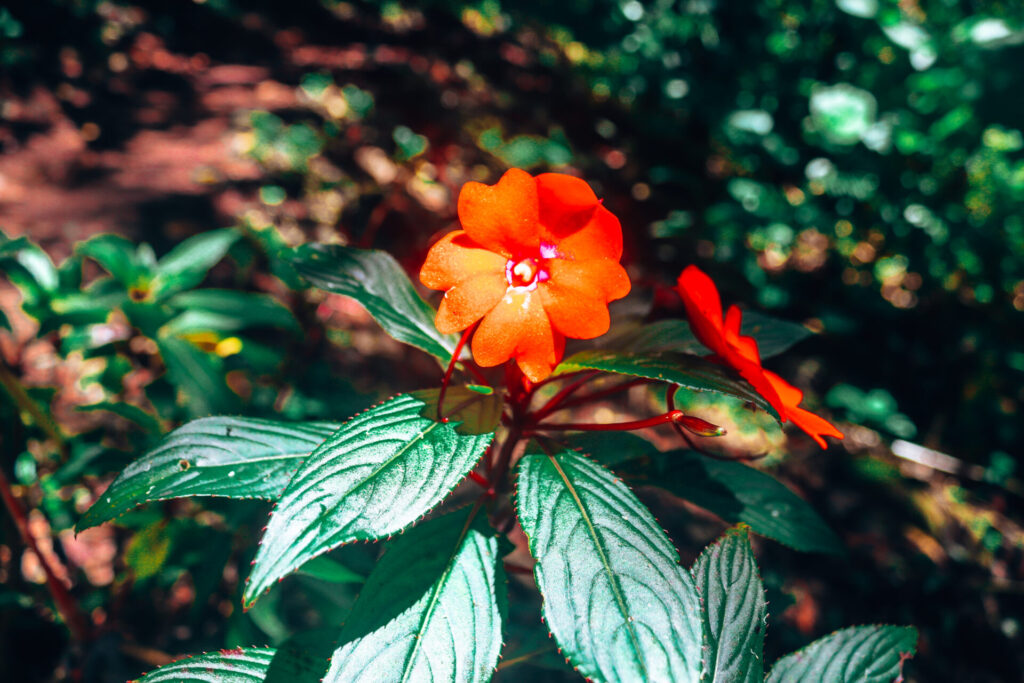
[130,647,275,682]
[289,243,457,361]
[0,308,10,332]
[767,625,918,683]
[564,431,663,469]
[151,228,240,300]
[739,310,814,358]
[157,337,238,417]
[265,628,340,683]
[297,555,364,584]
[244,392,493,606]
[76,401,162,434]
[555,349,780,420]
[166,289,300,333]
[621,452,844,554]
[604,312,810,360]
[516,447,703,682]
[322,507,505,682]
[78,417,339,531]
[693,526,767,683]
[77,234,146,288]
[603,319,704,355]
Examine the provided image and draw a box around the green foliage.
[766,624,919,682]
[605,310,812,358]
[78,417,340,531]
[516,447,703,682]
[131,647,276,682]
[692,527,767,683]
[289,243,458,362]
[633,449,844,555]
[322,507,505,682]
[556,350,781,420]
[580,431,843,554]
[243,391,493,606]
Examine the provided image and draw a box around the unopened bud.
[676,414,726,437]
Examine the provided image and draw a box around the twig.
[0,464,91,642]
[0,356,68,460]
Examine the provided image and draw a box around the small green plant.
[72,170,916,682]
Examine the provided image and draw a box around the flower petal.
[540,206,623,262]
[677,265,726,355]
[457,168,539,258]
[764,370,843,447]
[435,271,508,334]
[540,259,631,339]
[720,348,787,420]
[724,305,762,365]
[787,406,845,449]
[420,231,506,291]
[472,289,563,382]
[536,173,599,212]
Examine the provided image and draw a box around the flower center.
[507,258,540,288]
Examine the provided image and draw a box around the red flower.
[676,265,843,448]
[421,169,630,382]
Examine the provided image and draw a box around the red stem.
[438,324,477,421]
[467,470,493,493]
[529,371,600,423]
[0,467,90,642]
[534,409,688,432]
[526,369,592,391]
[549,377,652,414]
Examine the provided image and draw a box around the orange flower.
[421,168,630,382]
[676,265,843,448]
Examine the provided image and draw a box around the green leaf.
[78,417,339,531]
[516,447,703,682]
[555,350,780,420]
[621,451,844,554]
[603,319,704,355]
[156,337,238,417]
[767,625,918,683]
[76,401,162,434]
[265,628,339,683]
[130,647,276,682]
[322,507,505,682]
[125,521,172,579]
[165,289,300,334]
[244,391,493,606]
[0,308,10,332]
[289,243,457,361]
[297,555,364,584]
[692,526,767,683]
[564,431,664,469]
[413,385,503,435]
[740,310,814,358]
[605,312,810,360]
[151,228,240,300]
[77,234,145,288]
[5,241,59,294]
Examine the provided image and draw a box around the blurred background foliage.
[1,0,1022,680]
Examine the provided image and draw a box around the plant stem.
[0,465,90,642]
[0,356,67,459]
[529,371,600,423]
[533,409,688,433]
[545,377,651,415]
[437,325,476,421]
